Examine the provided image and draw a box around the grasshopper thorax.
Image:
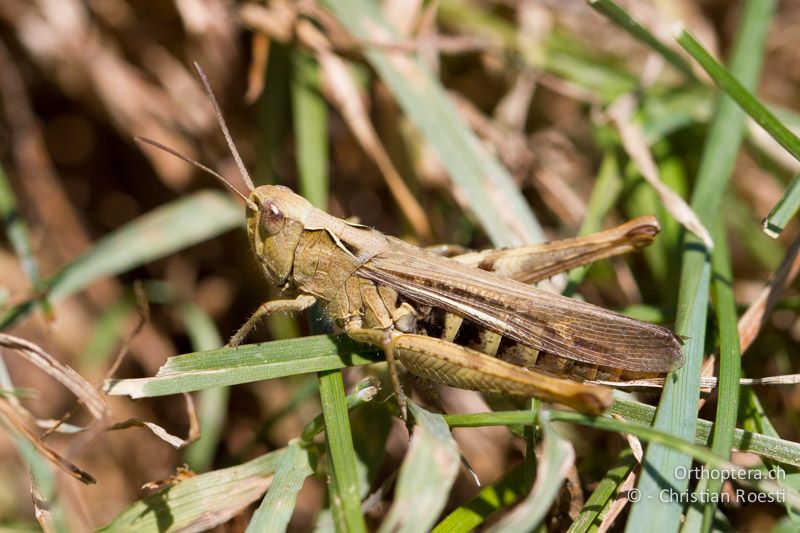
[246,185,314,287]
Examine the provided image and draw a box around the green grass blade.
[321,0,543,246]
[487,412,575,533]
[589,0,697,81]
[569,448,637,533]
[301,377,380,443]
[611,399,800,469]
[178,302,228,472]
[444,401,800,469]
[0,190,242,329]
[0,163,52,317]
[676,26,800,163]
[310,379,382,532]
[379,403,460,533]
[257,42,292,184]
[522,399,539,495]
[546,411,800,508]
[762,172,800,238]
[247,441,316,533]
[641,86,713,142]
[292,49,329,208]
[50,190,241,300]
[626,248,710,525]
[104,334,379,398]
[98,450,285,532]
[686,220,741,530]
[627,1,775,529]
[740,388,800,525]
[318,370,367,533]
[80,295,134,369]
[248,378,377,532]
[433,465,526,533]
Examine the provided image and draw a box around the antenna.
[193,62,255,192]
[135,136,258,211]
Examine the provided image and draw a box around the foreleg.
[228,294,317,347]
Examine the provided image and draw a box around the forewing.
[360,237,683,373]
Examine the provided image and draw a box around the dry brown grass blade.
[596,413,643,533]
[239,1,296,44]
[30,476,56,533]
[297,19,434,242]
[0,334,110,421]
[0,397,95,484]
[109,393,199,449]
[240,0,296,102]
[245,33,271,104]
[698,235,800,384]
[738,234,800,353]
[608,94,714,248]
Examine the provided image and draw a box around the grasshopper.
[138,64,683,416]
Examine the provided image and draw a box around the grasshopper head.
[246,185,314,286]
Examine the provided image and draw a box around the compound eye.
[259,201,285,236]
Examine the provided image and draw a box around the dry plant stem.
[105,283,151,379]
[593,374,800,389]
[565,464,586,520]
[238,1,296,43]
[682,232,800,414]
[698,233,800,383]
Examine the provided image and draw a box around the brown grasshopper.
[138,64,683,416]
